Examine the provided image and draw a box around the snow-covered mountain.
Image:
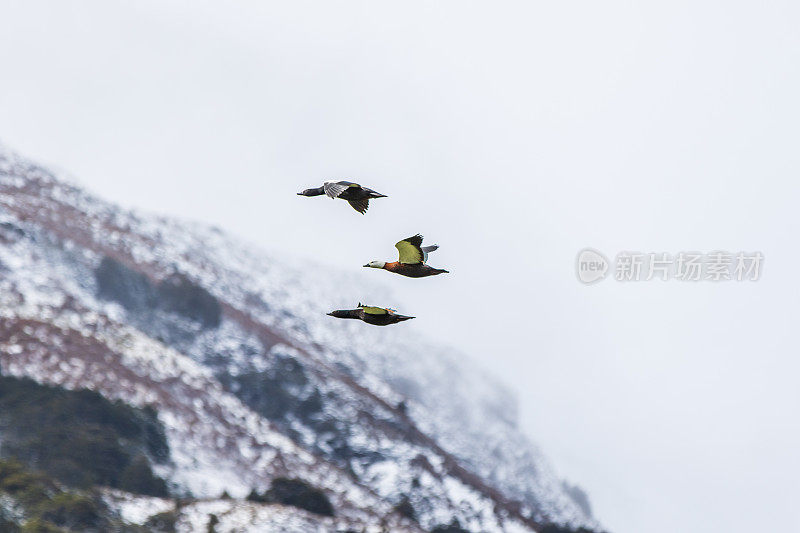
[0,143,602,533]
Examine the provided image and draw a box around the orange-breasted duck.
[363,234,449,278]
[297,180,387,214]
[327,303,415,326]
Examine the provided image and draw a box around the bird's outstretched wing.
[347,198,369,214]
[421,244,438,263]
[323,180,360,198]
[395,234,425,264]
[358,303,393,315]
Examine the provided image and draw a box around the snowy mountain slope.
[0,143,602,532]
[103,489,396,533]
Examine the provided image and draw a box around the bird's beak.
[362,264,370,267]
[326,312,334,316]
[296,192,304,195]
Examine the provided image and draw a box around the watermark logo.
[576,248,609,284]
[577,249,763,283]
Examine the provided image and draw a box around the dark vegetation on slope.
[392,495,416,521]
[0,458,104,532]
[221,354,322,423]
[95,256,221,329]
[0,375,169,497]
[142,510,179,533]
[246,477,335,517]
[217,353,387,472]
[0,459,151,532]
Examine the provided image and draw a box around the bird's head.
[363,261,386,269]
[297,188,316,196]
[327,310,350,318]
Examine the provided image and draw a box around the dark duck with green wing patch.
[297,180,387,214]
[327,303,415,326]
[364,234,449,278]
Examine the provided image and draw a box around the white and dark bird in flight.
[297,180,387,214]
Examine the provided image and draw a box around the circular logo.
[576,248,609,284]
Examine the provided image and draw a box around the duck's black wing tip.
[405,234,424,247]
[347,199,369,214]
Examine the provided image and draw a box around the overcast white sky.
[1,2,799,532]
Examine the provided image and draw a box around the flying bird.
[297,180,387,214]
[327,303,415,326]
[363,234,449,278]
